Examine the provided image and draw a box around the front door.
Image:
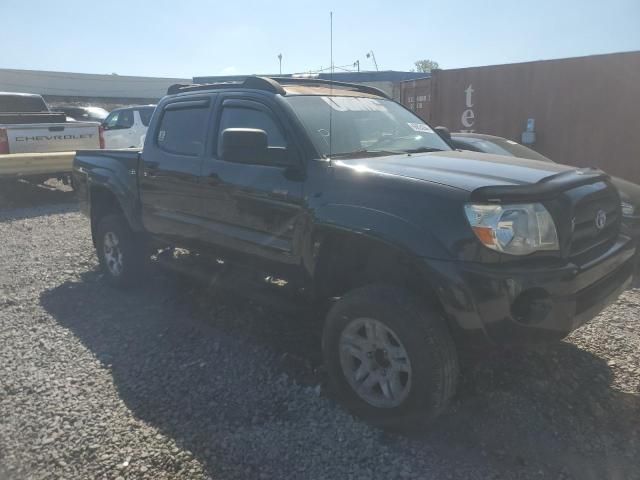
[199,96,305,271]
[103,109,135,148]
[139,96,213,243]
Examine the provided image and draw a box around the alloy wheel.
[103,231,123,277]
[339,317,413,408]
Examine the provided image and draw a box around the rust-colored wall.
[399,78,431,121]
[429,51,640,183]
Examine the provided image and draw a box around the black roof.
[167,76,390,99]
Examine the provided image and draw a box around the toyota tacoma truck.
[72,76,636,428]
[0,92,102,183]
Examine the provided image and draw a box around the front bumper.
[427,235,636,345]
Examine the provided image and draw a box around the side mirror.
[434,126,451,141]
[221,128,269,164]
[221,128,295,167]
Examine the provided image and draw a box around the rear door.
[199,94,305,270]
[139,96,213,242]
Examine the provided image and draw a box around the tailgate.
[6,122,100,153]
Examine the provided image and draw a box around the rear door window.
[156,105,209,156]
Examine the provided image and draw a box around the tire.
[322,284,459,430]
[95,214,145,288]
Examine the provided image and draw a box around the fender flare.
[301,203,450,283]
[87,166,143,232]
[302,205,484,334]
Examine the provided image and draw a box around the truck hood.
[334,150,576,192]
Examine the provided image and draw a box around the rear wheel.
[322,284,459,429]
[95,214,145,287]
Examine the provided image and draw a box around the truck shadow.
[0,179,76,216]
[39,270,639,479]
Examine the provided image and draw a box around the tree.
[414,59,439,73]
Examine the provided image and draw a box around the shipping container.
[399,77,431,121]
[425,51,640,183]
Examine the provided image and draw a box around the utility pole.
[366,51,378,71]
[277,53,283,75]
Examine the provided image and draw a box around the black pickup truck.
[73,76,635,428]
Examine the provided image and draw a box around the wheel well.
[313,230,438,305]
[90,186,124,245]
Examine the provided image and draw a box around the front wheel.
[322,284,459,429]
[95,214,145,288]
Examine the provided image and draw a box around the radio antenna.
[328,11,333,163]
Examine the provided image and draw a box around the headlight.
[464,203,559,255]
[621,201,635,217]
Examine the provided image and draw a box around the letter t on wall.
[465,85,474,108]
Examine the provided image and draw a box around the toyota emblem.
[595,209,607,230]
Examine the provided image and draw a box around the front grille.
[567,181,621,263]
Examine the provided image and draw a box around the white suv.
[102,106,155,149]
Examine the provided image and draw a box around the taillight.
[0,128,8,154]
[99,125,105,149]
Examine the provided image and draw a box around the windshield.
[286,95,451,158]
[84,107,109,121]
[59,106,109,121]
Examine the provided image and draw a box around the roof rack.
[167,76,390,99]
[270,76,390,99]
[167,77,285,96]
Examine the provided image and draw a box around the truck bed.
[74,149,141,177]
[73,149,142,225]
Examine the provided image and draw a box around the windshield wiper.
[330,149,403,159]
[401,147,446,154]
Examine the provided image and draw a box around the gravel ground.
[1,180,639,480]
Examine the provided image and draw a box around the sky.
[0,0,639,79]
